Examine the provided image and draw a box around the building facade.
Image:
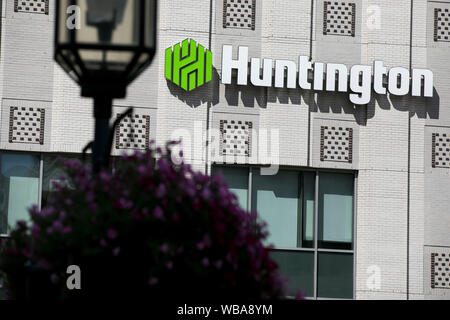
[0,0,449,300]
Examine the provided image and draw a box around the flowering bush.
[0,142,287,300]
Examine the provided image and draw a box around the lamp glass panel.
[57,0,71,44]
[78,49,104,70]
[145,0,157,48]
[106,52,134,71]
[77,0,139,46]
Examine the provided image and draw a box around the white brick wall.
[0,0,449,300]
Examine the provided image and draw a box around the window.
[251,170,315,249]
[0,153,40,234]
[212,166,248,210]
[212,166,355,299]
[0,152,87,235]
[42,155,78,208]
[318,172,354,250]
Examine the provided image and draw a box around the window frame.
[0,151,91,237]
[212,164,357,300]
[0,151,43,237]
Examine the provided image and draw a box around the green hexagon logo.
[165,38,213,91]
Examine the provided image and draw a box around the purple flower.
[17,220,27,229]
[201,188,212,200]
[155,183,166,198]
[99,171,111,182]
[137,165,147,175]
[59,211,67,220]
[40,206,55,217]
[62,226,72,234]
[31,224,40,237]
[85,191,95,203]
[153,206,164,219]
[52,220,64,232]
[157,158,169,172]
[113,247,121,256]
[148,277,158,286]
[114,198,133,210]
[30,204,40,215]
[160,243,169,253]
[215,260,223,269]
[50,273,59,284]
[196,242,205,251]
[0,145,286,299]
[107,228,118,240]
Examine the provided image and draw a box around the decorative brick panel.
[323,1,356,37]
[14,0,49,15]
[320,126,353,163]
[219,119,252,157]
[431,132,450,168]
[223,0,256,30]
[431,252,450,289]
[434,7,450,42]
[115,113,150,150]
[8,106,45,145]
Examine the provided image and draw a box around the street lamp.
[54,0,157,173]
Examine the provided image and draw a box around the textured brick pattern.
[431,252,450,289]
[320,126,353,163]
[223,0,256,30]
[431,132,450,168]
[8,106,45,145]
[0,0,448,300]
[219,119,252,156]
[434,7,450,42]
[115,114,150,150]
[14,0,49,15]
[323,1,355,37]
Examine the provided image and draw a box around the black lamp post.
[54,0,157,173]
